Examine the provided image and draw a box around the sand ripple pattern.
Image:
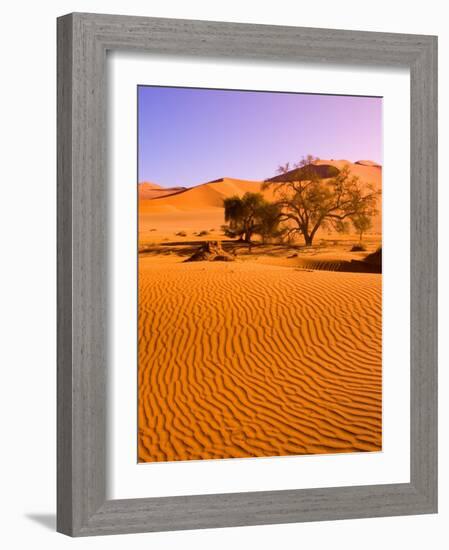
[138,261,382,462]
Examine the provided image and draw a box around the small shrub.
[351,243,367,252]
[175,231,187,237]
[198,230,210,237]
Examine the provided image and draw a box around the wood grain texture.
[57,13,74,536]
[57,12,438,536]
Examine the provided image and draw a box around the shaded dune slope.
[138,261,382,462]
[265,163,340,183]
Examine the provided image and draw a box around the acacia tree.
[263,156,380,246]
[257,202,285,243]
[223,192,282,243]
[352,213,373,242]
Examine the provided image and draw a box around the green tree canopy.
[223,192,282,243]
[263,156,380,246]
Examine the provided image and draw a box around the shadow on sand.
[139,241,382,274]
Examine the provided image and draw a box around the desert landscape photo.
[137,86,382,463]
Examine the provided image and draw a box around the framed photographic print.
[57,12,438,536]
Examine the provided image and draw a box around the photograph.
[137,86,383,463]
[0,2,440,544]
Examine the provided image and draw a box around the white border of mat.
[107,51,410,499]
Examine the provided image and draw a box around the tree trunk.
[300,223,315,246]
[304,233,313,246]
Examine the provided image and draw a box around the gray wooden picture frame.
[57,12,438,537]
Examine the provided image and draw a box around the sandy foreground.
[138,257,382,462]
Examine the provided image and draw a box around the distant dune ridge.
[140,177,266,208]
[138,181,187,200]
[138,160,382,240]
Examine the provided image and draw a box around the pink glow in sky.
[138,86,382,187]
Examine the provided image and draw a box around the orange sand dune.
[141,177,267,210]
[204,177,268,198]
[138,259,382,462]
[138,177,271,240]
[316,159,382,191]
[140,181,162,188]
[139,182,187,200]
[147,181,227,209]
[316,159,382,232]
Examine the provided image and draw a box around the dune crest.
[355,160,382,168]
[139,182,187,200]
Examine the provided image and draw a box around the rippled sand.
[138,259,382,462]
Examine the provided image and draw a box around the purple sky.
[138,86,382,188]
